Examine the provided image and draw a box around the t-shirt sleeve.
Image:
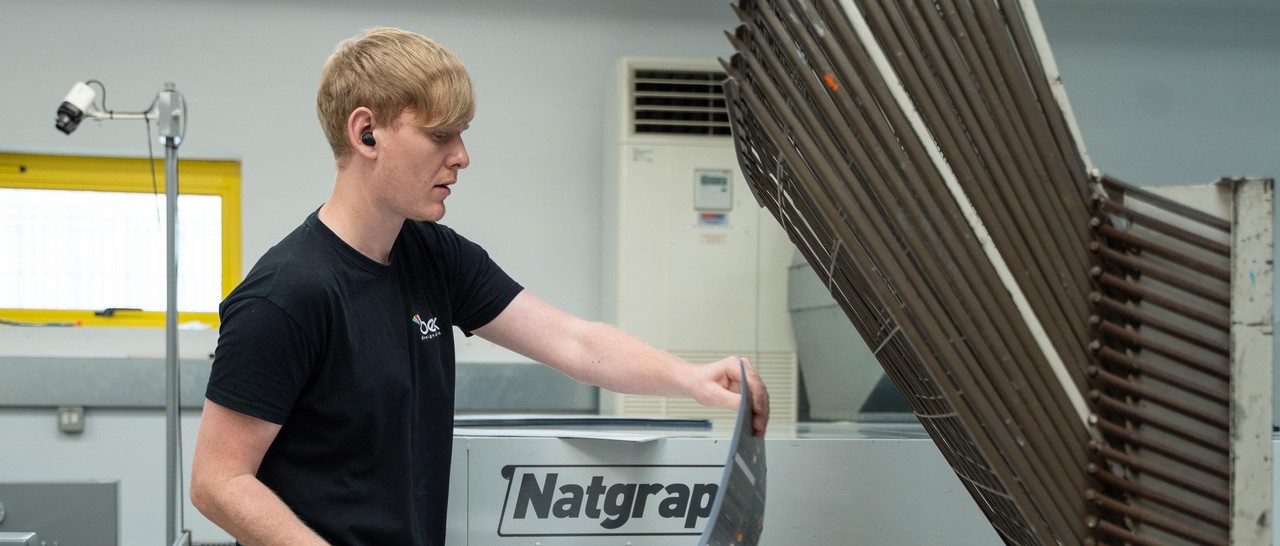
[205,296,319,424]
[443,229,524,335]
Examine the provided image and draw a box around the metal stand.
[61,82,189,545]
[156,84,187,546]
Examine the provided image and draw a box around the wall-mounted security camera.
[55,81,97,135]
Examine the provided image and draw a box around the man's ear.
[347,107,377,160]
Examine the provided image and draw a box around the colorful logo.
[412,314,440,337]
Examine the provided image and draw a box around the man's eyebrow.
[425,124,469,132]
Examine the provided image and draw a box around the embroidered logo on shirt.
[412,313,441,341]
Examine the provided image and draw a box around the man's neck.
[318,173,403,265]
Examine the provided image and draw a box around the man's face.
[373,109,470,222]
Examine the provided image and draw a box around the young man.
[189,27,769,545]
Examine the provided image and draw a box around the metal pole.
[157,83,185,545]
[164,135,180,544]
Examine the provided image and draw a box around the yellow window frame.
[0,152,241,327]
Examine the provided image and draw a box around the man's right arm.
[190,399,329,546]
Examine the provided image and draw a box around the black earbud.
[361,131,376,146]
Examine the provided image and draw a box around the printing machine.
[445,420,1000,545]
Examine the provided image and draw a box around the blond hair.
[316,27,475,167]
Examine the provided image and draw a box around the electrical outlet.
[57,405,85,434]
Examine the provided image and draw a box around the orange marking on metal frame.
[823,72,839,91]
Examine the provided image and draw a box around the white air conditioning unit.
[601,57,797,424]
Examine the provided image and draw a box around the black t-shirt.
[206,211,522,545]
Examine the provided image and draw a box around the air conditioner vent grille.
[632,69,730,136]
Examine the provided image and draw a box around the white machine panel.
[446,423,1001,545]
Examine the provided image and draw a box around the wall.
[0,0,1276,544]
[1037,0,1280,185]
